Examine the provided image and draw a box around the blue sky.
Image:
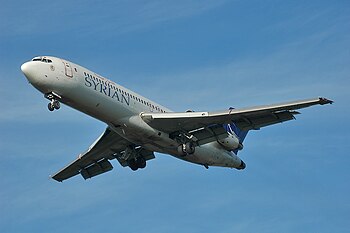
[1,0,349,232]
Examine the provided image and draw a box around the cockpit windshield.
[32,57,53,63]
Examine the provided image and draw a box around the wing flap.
[80,159,113,180]
[234,110,298,131]
[187,124,228,145]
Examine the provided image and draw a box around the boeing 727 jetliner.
[21,56,333,182]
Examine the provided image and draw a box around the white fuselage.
[21,56,244,169]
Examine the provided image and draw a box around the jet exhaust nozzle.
[237,160,246,170]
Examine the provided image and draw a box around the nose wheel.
[45,93,61,111]
[48,100,60,111]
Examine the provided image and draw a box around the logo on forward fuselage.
[84,72,130,106]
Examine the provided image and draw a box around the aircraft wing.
[51,127,154,182]
[141,97,333,134]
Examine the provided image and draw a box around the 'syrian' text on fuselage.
[84,73,130,106]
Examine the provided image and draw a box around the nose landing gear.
[45,92,61,112]
[48,100,60,111]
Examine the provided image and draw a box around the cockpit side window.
[31,57,53,63]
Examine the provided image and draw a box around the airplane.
[21,56,333,182]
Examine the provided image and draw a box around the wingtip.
[49,174,63,182]
[319,97,334,105]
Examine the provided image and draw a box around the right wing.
[139,97,332,150]
[51,127,154,182]
[141,97,333,136]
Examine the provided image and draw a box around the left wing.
[141,97,333,134]
[51,127,154,182]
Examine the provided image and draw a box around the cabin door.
[62,60,73,78]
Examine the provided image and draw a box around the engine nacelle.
[217,134,243,151]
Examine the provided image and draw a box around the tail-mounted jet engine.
[218,120,247,152]
[217,133,243,151]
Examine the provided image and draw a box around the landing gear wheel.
[136,157,146,169]
[185,142,195,154]
[177,142,195,156]
[47,99,60,111]
[53,100,60,110]
[128,159,138,171]
[128,157,147,171]
[48,103,55,111]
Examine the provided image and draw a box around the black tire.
[53,101,60,110]
[128,159,138,171]
[177,145,187,157]
[48,103,54,111]
[185,142,195,154]
[136,157,146,169]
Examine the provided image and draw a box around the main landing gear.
[174,132,197,156]
[178,141,196,156]
[45,93,61,112]
[128,157,146,171]
[123,146,148,171]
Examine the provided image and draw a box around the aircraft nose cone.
[21,62,31,76]
[21,60,51,93]
[21,61,37,84]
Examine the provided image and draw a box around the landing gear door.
[62,60,73,78]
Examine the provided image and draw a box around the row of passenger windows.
[84,71,166,113]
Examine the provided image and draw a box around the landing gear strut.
[45,93,61,111]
